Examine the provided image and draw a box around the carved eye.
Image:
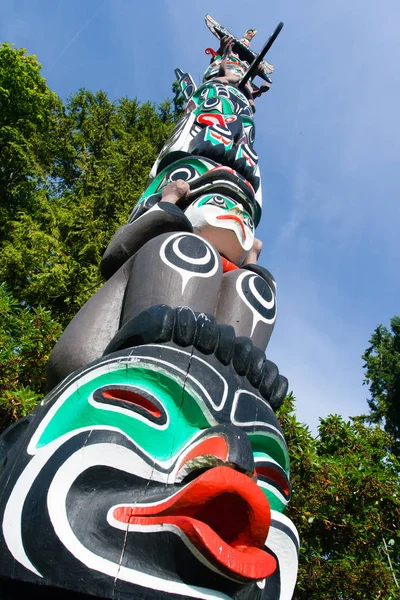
[167,165,198,183]
[246,126,255,144]
[214,85,230,99]
[92,386,167,426]
[204,195,229,209]
[203,97,220,110]
[243,215,254,231]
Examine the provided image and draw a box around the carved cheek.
[204,205,226,225]
[212,213,254,252]
[242,224,255,251]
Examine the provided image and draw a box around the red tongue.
[113,466,276,581]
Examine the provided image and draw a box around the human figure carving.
[47,178,277,389]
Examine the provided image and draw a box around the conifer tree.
[279,395,400,599]
[0,43,179,419]
[362,316,400,455]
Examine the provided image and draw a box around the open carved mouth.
[112,465,276,582]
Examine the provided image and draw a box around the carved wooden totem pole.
[0,15,299,600]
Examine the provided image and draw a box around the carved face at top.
[187,82,254,119]
[203,53,250,83]
[0,340,298,600]
[185,193,255,265]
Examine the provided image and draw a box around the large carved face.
[130,155,260,266]
[187,82,254,119]
[131,155,260,226]
[151,83,256,173]
[0,333,298,600]
[148,82,260,205]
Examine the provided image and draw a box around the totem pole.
[0,15,299,600]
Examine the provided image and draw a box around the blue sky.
[2,0,400,431]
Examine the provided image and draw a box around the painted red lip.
[113,466,276,582]
[216,214,247,240]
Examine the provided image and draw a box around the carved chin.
[194,224,249,265]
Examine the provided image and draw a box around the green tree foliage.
[0,43,179,420]
[0,43,61,230]
[0,44,178,329]
[0,284,61,430]
[362,316,400,455]
[279,395,400,599]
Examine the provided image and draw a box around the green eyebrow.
[198,195,236,208]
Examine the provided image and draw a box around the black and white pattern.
[236,272,277,336]
[160,233,219,292]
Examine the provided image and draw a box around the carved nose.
[231,203,244,214]
[176,424,255,483]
